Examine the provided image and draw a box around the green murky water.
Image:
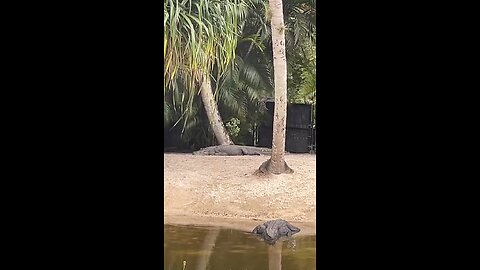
[164,224,316,270]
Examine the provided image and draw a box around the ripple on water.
[164,224,316,270]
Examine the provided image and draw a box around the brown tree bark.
[257,0,293,174]
[200,76,234,145]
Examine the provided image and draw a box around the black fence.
[257,102,316,153]
[164,126,183,151]
[164,101,316,153]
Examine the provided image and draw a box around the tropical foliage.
[164,0,316,150]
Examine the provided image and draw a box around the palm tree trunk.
[257,0,293,174]
[200,76,233,145]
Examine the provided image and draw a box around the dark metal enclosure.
[257,102,316,153]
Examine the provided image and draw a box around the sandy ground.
[164,153,316,235]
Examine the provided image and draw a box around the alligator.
[252,219,300,245]
[193,145,272,156]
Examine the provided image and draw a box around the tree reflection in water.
[163,224,315,270]
[195,228,221,270]
[268,242,283,270]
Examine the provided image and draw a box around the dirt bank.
[164,153,316,235]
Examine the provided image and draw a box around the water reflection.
[268,243,282,270]
[195,228,220,270]
[164,224,316,270]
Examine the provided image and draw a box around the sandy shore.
[164,153,316,235]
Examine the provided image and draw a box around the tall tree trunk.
[200,76,233,145]
[257,0,293,174]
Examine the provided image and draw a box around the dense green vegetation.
[164,0,316,150]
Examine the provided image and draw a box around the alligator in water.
[252,219,300,245]
[193,145,272,156]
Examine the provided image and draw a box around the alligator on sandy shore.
[252,219,300,245]
[193,145,272,156]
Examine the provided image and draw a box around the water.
[164,224,316,270]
